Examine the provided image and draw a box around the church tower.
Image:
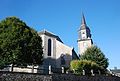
[78,13,93,56]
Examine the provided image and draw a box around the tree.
[70,60,100,75]
[80,45,109,74]
[0,17,43,69]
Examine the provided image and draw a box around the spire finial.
[81,13,86,25]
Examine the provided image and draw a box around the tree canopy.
[80,46,109,69]
[70,45,109,75]
[0,17,43,68]
[80,46,109,73]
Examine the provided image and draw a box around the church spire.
[78,13,93,55]
[80,13,87,30]
[78,13,92,39]
[81,13,86,25]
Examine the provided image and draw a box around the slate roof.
[38,30,63,43]
[80,13,90,30]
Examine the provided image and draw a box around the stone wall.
[0,71,120,81]
[0,71,52,81]
[52,74,120,81]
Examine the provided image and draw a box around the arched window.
[48,39,51,56]
[61,54,65,65]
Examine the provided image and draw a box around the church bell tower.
[78,13,93,56]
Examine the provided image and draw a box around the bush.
[70,60,100,75]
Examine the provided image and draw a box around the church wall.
[39,31,75,71]
[40,35,45,56]
[56,40,72,68]
[39,34,57,69]
[78,39,92,55]
[39,35,56,59]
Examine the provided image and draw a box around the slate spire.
[81,13,86,25]
[80,13,87,30]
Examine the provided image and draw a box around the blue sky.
[0,0,120,69]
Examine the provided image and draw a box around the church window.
[48,39,52,56]
[82,32,85,34]
[61,54,65,65]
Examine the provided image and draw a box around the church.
[38,30,78,73]
[1,14,93,74]
[38,14,93,73]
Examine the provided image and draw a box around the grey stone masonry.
[0,71,52,81]
[52,74,120,81]
[0,71,120,81]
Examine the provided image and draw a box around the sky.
[0,0,120,69]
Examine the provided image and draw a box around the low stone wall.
[0,71,120,81]
[52,74,120,81]
[0,71,52,81]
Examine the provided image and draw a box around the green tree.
[0,17,43,70]
[70,60,100,75]
[80,45,109,74]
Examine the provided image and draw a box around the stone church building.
[37,13,93,73]
[38,30,78,73]
[1,14,93,74]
